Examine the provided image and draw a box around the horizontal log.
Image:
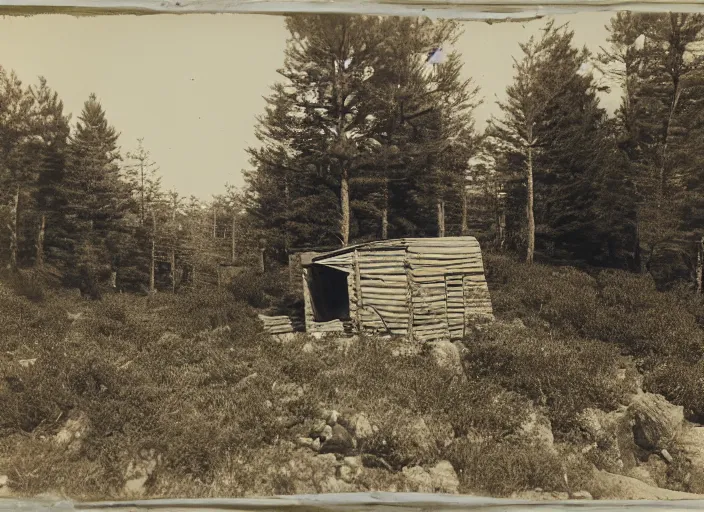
[407,247,481,255]
[364,293,407,302]
[360,275,407,282]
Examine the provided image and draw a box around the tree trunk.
[149,210,156,293]
[437,198,446,238]
[231,214,236,263]
[8,184,20,270]
[212,209,217,238]
[697,235,704,295]
[259,248,266,274]
[634,210,644,273]
[36,214,46,267]
[170,206,176,293]
[381,177,389,240]
[526,143,535,264]
[341,167,350,246]
[140,164,145,226]
[170,250,176,293]
[461,184,469,236]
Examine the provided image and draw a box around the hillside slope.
[0,255,703,501]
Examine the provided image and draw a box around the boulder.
[339,456,363,483]
[571,490,593,500]
[677,425,704,469]
[320,425,334,442]
[326,410,340,426]
[320,424,355,455]
[593,469,704,500]
[349,413,374,440]
[287,452,354,494]
[54,411,90,453]
[428,340,463,376]
[628,393,684,451]
[429,460,460,494]
[402,466,433,493]
[18,358,37,368]
[675,425,704,493]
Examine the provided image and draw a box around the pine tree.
[491,21,608,264]
[602,13,704,285]
[0,68,37,270]
[30,77,71,269]
[56,93,129,297]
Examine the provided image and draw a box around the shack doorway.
[307,264,350,323]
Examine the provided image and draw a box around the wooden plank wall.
[309,237,494,340]
[357,249,409,335]
[407,238,490,342]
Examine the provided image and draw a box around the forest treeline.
[1,12,704,297]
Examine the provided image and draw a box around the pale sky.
[0,12,621,200]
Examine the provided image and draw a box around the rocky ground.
[2,257,704,502]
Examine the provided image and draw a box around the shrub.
[464,323,626,435]
[445,438,566,496]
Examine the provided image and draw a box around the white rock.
[321,425,333,441]
[350,413,374,439]
[628,393,684,451]
[18,358,37,368]
[429,460,460,494]
[402,466,433,493]
[327,410,340,426]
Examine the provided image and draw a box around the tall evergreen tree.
[491,21,609,264]
[56,93,129,297]
[602,13,704,285]
[30,77,71,268]
[0,68,37,270]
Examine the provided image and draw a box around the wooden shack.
[301,236,494,341]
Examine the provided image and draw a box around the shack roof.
[308,236,481,266]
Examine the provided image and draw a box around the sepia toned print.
[0,9,704,506]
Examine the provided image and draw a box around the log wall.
[306,237,494,341]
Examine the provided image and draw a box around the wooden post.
[353,249,363,332]
[149,209,156,293]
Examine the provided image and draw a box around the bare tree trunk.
[461,184,469,236]
[231,214,236,263]
[212,209,217,238]
[259,248,266,274]
[36,214,46,267]
[149,210,156,293]
[341,167,350,246]
[381,177,389,240]
[697,235,704,295]
[526,142,535,264]
[140,164,145,226]
[436,198,446,238]
[170,250,176,293]
[8,184,20,270]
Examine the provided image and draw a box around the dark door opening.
[307,264,350,322]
